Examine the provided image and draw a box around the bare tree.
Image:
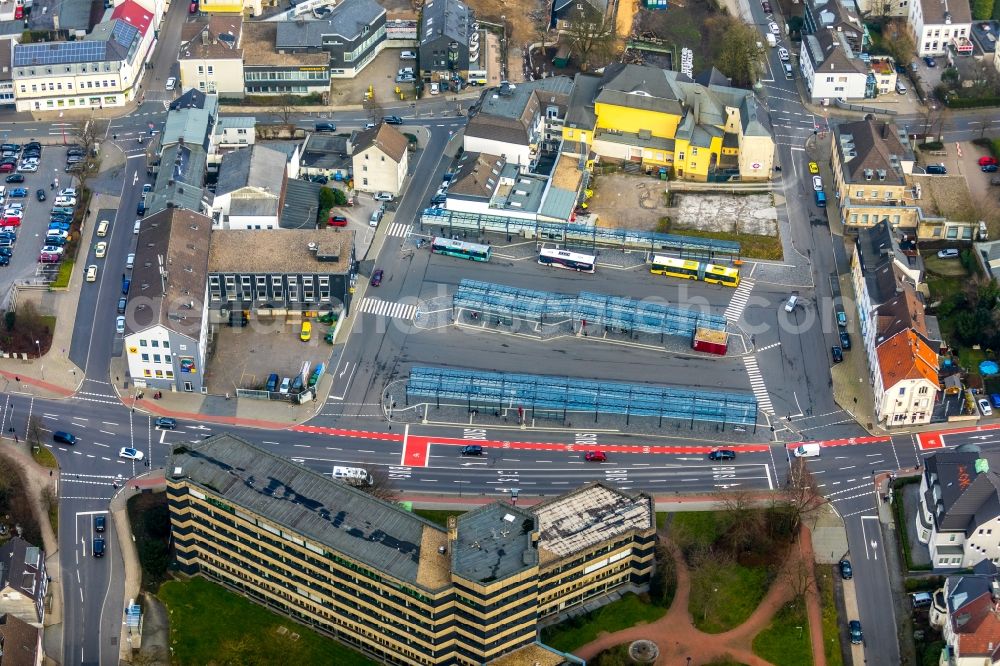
[779,458,827,534]
[27,416,42,450]
[648,540,677,606]
[879,19,916,71]
[275,95,297,126]
[562,6,618,71]
[779,553,817,599]
[362,466,398,502]
[716,488,765,554]
[706,15,765,88]
[860,0,895,23]
[688,548,734,625]
[69,120,103,192]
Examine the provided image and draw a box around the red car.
[2,217,21,227]
[328,215,348,227]
[978,156,998,167]
[14,6,23,19]
[370,269,383,287]
[0,163,14,173]
[584,451,607,462]
[189,1,198,13]
[38,252,60,263]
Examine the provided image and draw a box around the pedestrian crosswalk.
[742,355,775,415]
[385,222,411,238]
[724,278,755,323]
[358,298,416,320]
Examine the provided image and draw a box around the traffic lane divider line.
[410,436,771,456]
[784,436,891,450]
[291,424,404,441]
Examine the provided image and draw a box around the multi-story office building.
[168,434,655,665]
[274,0,387,79]
[242,22,330,97]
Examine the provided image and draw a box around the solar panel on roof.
[14,40,109,67]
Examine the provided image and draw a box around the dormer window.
[864,168,873,181]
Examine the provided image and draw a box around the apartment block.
[168,434,655,665]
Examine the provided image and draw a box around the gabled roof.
[0,537,44,610]
[467,77,573,146]
[148,143,207,216]
[14,19,143,67]
[804,31,867,74]
[127,209,212,338]
[565,73,601,129]
[111,0,154,37]
[919,0,972,26]
[216,145,287,197]
[924,451,1000,533]
[874,282,940,351]
[352,124,408,164]
[876,329,939,390]
[836,117,913,185]
[0,613,40,666]
[420,0,470,46]
[595,63,684,116]
[180,16,243,61]
[448,152,505,199]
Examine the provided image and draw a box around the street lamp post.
[34,339,40,358]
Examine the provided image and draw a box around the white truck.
[765,33,777,47]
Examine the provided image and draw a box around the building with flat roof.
[207,229,355,318]
[168,433,655,664]
[242,22,331,97]
[125,209,212,393]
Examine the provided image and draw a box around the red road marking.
[916,423,1000,450]
[402,437,429,467]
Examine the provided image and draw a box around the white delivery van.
[332,466,373,487]
[766,33,777,47]
[793,443,821,458]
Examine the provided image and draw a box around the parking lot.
[0,142,82,305]
[204,317,336,396]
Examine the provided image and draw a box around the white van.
[793,443,821,458]
[97,220,110,237]
[369,208,383,227]
[133,220,141,234]
[332,466,373,487]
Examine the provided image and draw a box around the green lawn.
[671,511,725,550]
[540,592,668,653]
[690,561,772,633]
[51,260,74,289]
[655,512,668,530]
[661,221,784,260]
[752,597,813,666]
[32,445,58,468]
[159,578,375,666]
[412,508,463,526]
[816,568,844,666]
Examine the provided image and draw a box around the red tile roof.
[111,0,153,36]
[957,611,1000,658]
[876,329,939,389]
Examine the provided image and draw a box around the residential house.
[275,0,386,78]
[419,0,472,78]
[298,132,352,181]
[464,77,573,172]
[124,209,212,393]
[12,0,155,111]
[907,173,981,240]
[869,57,899,96]
[802,0,868,54]
[855,0,910,19]
[831,117,916,230]
[929,565,1000,662]
[0,613,42,666]
[0,36,15,107]
[799,31,870,102]
[917,449,1000,568]
[207,229,356,319]
[552,0,610,30]
[27,0,93,33]
[0,538,47,627]
[872,328,939,425]
[565,64,774,182]
[212,144,288,229]
[241,22,330,97]
[146,88,217,192]
[208,116,256,169]
[145,142,209,216]
[909,0,973,57]
[351,123,409,196]
[178,16,244,96]
[168,433,654,665]
[198,0,264,16]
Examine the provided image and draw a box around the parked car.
[38,252,60,263]
[812,175,823,191]
[979,398,993,417]
[808,161,819,174]
[95,241,107,258]
[85,265,98,282]
[839,330,851,350]
[777,47,789,61]
[93,537,106,558]
[115,316,126,334]
[761,0,772,10]
[373,191,394,202]
[370,268,384,286]
[768,21,780,33]
[937,248,960,259]
[400,50,416,60]
[983,164,999,173]
[839,559,853,579]
[279,377,291,394]
[991,394,1000,409]
[4,174,23,183]
[94,515,106,532]
[327,215,348,227]
[7,187,25,197]
[584,451,608,462]
[119,447,144,461]
[849,620,863,644]
[117,297,127,314]
[165,77,177,91]
[832,346,843,363]
[926,164,947,175]
[35,189,45,201]
[978,156,998,167]
[300,321,311,341]
[708,449,736,461]
[923,55,937,66]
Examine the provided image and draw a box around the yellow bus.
[650,256,701,280]
[650,255,740,288]
[702,263,740,288]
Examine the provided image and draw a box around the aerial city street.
[0,0,999,663]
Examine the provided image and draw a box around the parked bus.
[650,255,740,287]
[431,237,492,262]
[538,247,596,273]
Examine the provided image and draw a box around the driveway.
[956,141,1000,233]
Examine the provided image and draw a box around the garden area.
[0,302,55,357]
[127,492,173,592]
[158,577,373,666]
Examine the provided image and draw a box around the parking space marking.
[358,297,416,320]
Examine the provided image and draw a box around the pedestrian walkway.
[574,523,827,666]
[385,222,411,238]
[725,277,755,323]
[358,297,417,320]
[743,356,775,414]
